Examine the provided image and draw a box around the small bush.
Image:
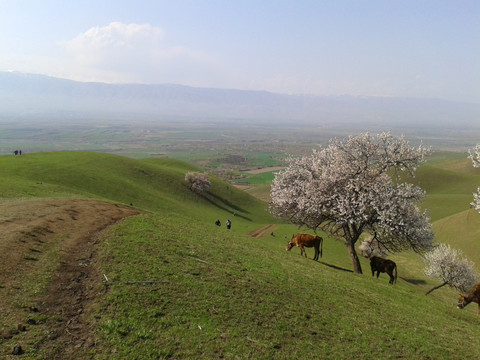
[185,172,211,194]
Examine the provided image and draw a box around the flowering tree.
[424,243,477,295]
[358,235,388,258]
[185,172,211,194]
[270,132,434,274]
[468,144,480,212]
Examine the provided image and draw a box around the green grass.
[433,209,480,268]
[92,213,480,359]
[242,171,277,185]
[0,152,274,232]
[170,151,285,171]
[2,150,480,359]
[245,153,286,168]
[411,158,480,222]
[236,170,281,202]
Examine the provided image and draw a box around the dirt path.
[249,224,276,238]
[245,166,284,174]
[0,198,143,358]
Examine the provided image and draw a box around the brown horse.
[286,233,323,261]
[458,282,480,314]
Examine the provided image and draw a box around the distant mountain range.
[0,71,479,129]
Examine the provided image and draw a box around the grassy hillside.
[90,213,480,359]
[1,151,480,359]
[0,152,274,233]
[409,153,480,272]
[411,154,480,221]
[433,209,480,267]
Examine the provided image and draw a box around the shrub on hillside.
[424,243,477,295]
[185,172,211,194]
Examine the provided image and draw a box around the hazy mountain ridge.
[1,71,479,129]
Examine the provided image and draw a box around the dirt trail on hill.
[0,198,143,359]
[249,224,276,238]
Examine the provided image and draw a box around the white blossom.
[185,172,211,194]
[270,132,433,273]
[424,243,477,294]
[468,144,480,168]
[468,144,480,212]
[358,235,388,258]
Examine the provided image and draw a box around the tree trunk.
[346,241,363,274]
[425,282,448,295]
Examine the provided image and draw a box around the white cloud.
[59,22,221,85]
[65,22,164,67]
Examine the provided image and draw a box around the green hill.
[0,151,274,233]
[409,156,480,221]
[94,213,480,359]
[1,151,480,359]
[432,209,480,267]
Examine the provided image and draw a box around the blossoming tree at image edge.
[468,144,480,212]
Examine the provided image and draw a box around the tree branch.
[425,282,448,295]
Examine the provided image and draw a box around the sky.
[0,0,479,103]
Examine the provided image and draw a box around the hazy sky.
[1,0,479,103]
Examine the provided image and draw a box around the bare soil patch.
[245,166,284,174]
[0,198,143,359]
[249,224,276,238]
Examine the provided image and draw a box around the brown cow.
[370,256,397,285]
[457,282,480,314]
[286,233,323,261]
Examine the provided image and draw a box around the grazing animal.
[370,256,397,285]
[286,233,323,261]
[457,282,480,314]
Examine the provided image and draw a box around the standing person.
[226,219,231,229]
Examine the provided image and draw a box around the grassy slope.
[1,151,480,359]
[0,152,274,233]
[365,152,480,308]
[410,156,480,222]
[433,209,480,266]
[93,214,480,359]
[413,154,480,267]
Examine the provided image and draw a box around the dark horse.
[370,256,397,285]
